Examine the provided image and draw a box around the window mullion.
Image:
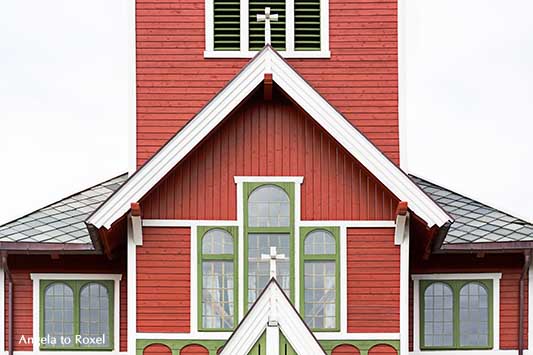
[74,281,80,349]
[286,0,295,53]
[240,0,249,52]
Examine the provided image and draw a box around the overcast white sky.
[0,0,532,225]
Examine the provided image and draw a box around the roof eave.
[0,241,98,255]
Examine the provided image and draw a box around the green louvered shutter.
[294,0,321,51]
[214,0,241,51]
[249,0,286,51]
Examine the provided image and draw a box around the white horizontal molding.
[412,273,502,281]
[1,352,128,355]
[143,220,239,227]
[30,273,122,281]
[136,332,400,341]
[410,351,527,355]
[315,333,400,340]
[204,50,331,59]
[234,176,304,183]
[137,332,230,340]
[300,220,395,228]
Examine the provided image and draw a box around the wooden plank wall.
[140,95,398,221]
[137,227,191,333]
[136,0,399,166]
[347,228,400,332]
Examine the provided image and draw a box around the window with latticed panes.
[198,226,238,331]
[40,280,114,350]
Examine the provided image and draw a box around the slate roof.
[411,175,533,245]
[0,174,127,246]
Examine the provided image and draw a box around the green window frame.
[198,226,239,332]
[39,279,114,351]
[299,227,340,332]
[420,279,494,350]
[243,182,295,311]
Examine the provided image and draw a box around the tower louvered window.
[294,0,320,51]
[249,0,286,51]
[208,0,328,57]
[214,0,241,51]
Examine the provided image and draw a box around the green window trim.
[198,226,239,332]
[420,279,494,351]
[299,226,340,332]
[243,182,295,311]
[39,279,114,351]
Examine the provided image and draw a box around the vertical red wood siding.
[136,0,399,167]
[137,227,191,333]
[3,255,126,351]
[409,254,528,350]
[347,228,400,332]
[5,270,32,351]
[141,95,398,221]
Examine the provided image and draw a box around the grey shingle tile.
[411,175,533,246]
[0,174,127,246]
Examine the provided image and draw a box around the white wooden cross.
[261,246,287,279]
[257,7,278,46]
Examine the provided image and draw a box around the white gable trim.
[220,280,326,355]
[87,46,451,230]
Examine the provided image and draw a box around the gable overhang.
[87,46,452,230]
[220,279,326,355]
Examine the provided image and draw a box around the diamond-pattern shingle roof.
[0,174,127,246]
[411,175,533,245]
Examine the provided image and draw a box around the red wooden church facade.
[0,0,532,354]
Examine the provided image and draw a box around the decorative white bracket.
[130,202,143,246]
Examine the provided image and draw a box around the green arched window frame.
[39,280,114,350]
[299,226,340,332]
[420,279,493,350]
[243,182,295,311]
[198,226,238,331]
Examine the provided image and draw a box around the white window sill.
[204,50,331,59]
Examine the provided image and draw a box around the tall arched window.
[245,183,293,309]
[43,283,74,345]
[459,282,489,347]
[199,227,237,330]
[423,282,454,347]
[301,228,339,330]
[79,283,111,347]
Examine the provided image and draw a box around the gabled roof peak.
[88,46,451,229]
[220,278,326,355]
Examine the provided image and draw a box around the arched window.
[43,283,74,345]
[423,282,454,347]
[248,185,290,227]
[245,183,293,309]
[459,282,489,347]
[420,278,494,350]
[302,228,339,330]
[40,279,115,350]
[200,227,237,330]
[80,283,111,347]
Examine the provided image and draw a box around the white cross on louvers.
[257,7,279,46]
[261,246,287,279]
